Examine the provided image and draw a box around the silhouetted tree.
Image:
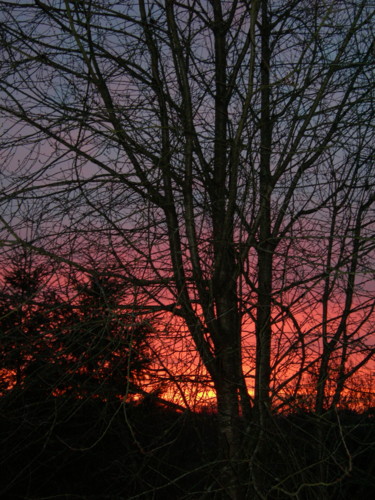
[0,251,154,401]
[0,1,374,497]
[60,272,153,399]
[0,250,63,396]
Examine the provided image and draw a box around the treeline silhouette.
[1,252,374,499]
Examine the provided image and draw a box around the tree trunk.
[252,2,274,495]
[215,374,243,500]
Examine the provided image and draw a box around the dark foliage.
[0,258,153,400]
[0,391,373,500]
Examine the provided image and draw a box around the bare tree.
[0,1,374,497]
